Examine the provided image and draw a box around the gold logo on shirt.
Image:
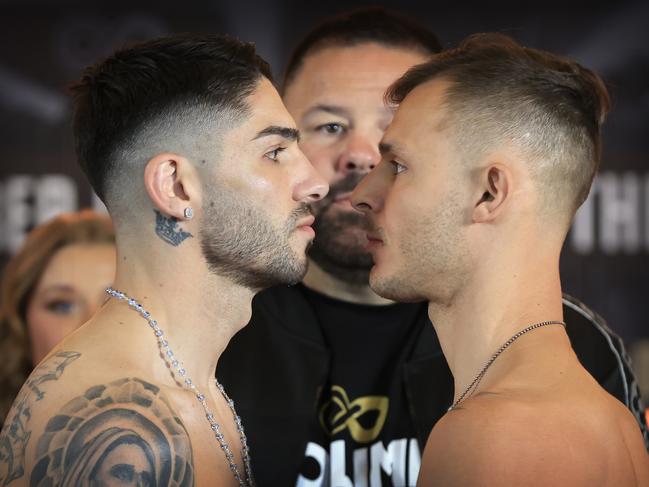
[318,385,389,444]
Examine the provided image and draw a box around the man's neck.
[94,249,255,389]
[428,252,566,405]
[302,260,393,305]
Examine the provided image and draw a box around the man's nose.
[337,134,381,175]
[295,153,330,204]
[351,167,383,215]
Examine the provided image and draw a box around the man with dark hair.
[352,32,649,485]
[219,8,647,487]
[0,34,327,487]
[218,10,443,486]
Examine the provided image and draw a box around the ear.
[143,153,200,220]
[472,164,510,223]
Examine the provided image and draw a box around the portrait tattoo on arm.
[0,351,81,487]
[154,210,193,246]
[29,377,194,487]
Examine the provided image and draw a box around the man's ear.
[143,153,200,220]
[472,164,510,223]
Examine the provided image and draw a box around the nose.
[351,164,385,215]
[294,152,330,204]
[337,133,381,175]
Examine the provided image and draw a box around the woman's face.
[26,242,116,365]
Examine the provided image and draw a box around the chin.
[368,267,396,299]
[291,240,312,263]
[293,257,309,281]
[238,246,309,291]
[284,252,309,284]
[369,267,427,303]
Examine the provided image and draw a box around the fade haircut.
[70,33,272,207]
[282,7,442,91]
[387,33,611,218]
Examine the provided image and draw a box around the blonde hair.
[0,210,115,424]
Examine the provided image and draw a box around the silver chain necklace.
[106,287,254,487]
[448,320,566,411]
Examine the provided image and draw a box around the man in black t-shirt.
[218,9,648,487]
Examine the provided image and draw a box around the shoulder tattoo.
[0,351,81,486]
[29,377,194,487]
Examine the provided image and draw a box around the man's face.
[200,77,328,290]
[283,43,429,283]
[92,441,154,487]
[351,79,472,303]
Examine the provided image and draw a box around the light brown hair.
[0,210,115,425]
[387,33,611,219]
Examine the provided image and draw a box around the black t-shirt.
[218,285,648,486]
[296,286,425,487]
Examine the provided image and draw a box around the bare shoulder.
[605,396,649,485]
[418,394,646,486]
[0,350,195,487]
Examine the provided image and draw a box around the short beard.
[308,174,373,285]
[200,189,312,291]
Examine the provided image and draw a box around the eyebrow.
[36,284,77,296]
[303,104,352,120]
[252,125,300,143]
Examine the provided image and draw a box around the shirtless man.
[352,33,649,485]
[0,34,327,486]
[219,9,646,486]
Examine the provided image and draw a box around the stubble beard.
[369,195,470,304]
[200,189,313,291]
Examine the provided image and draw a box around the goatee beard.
[308,174,373,285]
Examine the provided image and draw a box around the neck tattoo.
[448,320,566,411]
[106,287,254,487]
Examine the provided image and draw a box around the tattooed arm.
[1,360,194,487]
[0,351,81,486]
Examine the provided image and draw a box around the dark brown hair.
[70,33,272,205]
[283,7,442,90]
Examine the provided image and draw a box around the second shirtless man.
[0,34,327,487]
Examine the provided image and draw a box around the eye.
[109,464,135,482]
[390,160,407,175]
[316,123,346,135]
[45,300,76,315]
[265,147,286,162]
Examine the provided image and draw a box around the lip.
[364,232,384,251]
[296,215,315,228]
[295,216,316,237]
[298,226,315,237]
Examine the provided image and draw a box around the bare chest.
[171,392,251,487]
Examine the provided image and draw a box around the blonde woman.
[0,210,115,426]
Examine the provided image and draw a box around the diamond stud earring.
[184,207,194,219]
